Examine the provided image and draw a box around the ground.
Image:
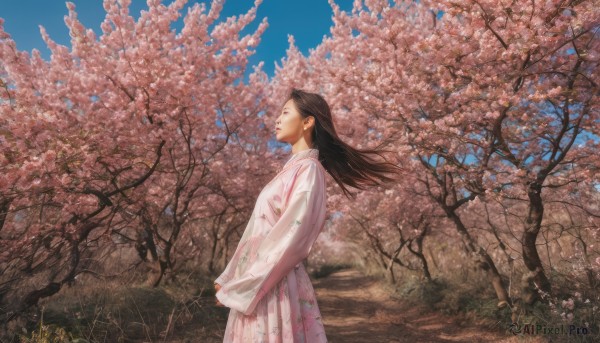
[312,269,545,343]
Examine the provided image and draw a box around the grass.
[310,263,353,279]
[13,270,230,343]
[13,262,354,342]
[378,261,600,342]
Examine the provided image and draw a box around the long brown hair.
[286,88,402,199]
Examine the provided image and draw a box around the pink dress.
[215,148,328,343]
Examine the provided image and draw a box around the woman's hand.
[214,283,225,307]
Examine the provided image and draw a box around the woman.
[213,88,401,342]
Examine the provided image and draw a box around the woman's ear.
[304,116,315,130]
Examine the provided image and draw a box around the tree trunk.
[446,209,510,308]
[521,181,552,303]
[408,230,432,282]
[208,230,219,274]
[386,245,403,283]
[0,197,12,232]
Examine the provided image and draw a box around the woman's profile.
[213,88,401,342]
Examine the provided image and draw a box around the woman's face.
[275,99,307,144]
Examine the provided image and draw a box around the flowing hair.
[286,88,402,199]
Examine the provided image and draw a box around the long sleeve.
[214,209,260,287]
[215,161,327,315]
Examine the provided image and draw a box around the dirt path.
[312,268,545,343]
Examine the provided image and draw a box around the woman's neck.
[291,141,314,155]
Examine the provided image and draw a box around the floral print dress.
[215,148,328,342]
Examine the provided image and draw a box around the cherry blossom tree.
[0,0,269,319]
[347,179,441,282]
[420,0,600,303]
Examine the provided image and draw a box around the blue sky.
[0,0,353,80]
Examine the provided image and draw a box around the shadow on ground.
[312,269,545,343]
